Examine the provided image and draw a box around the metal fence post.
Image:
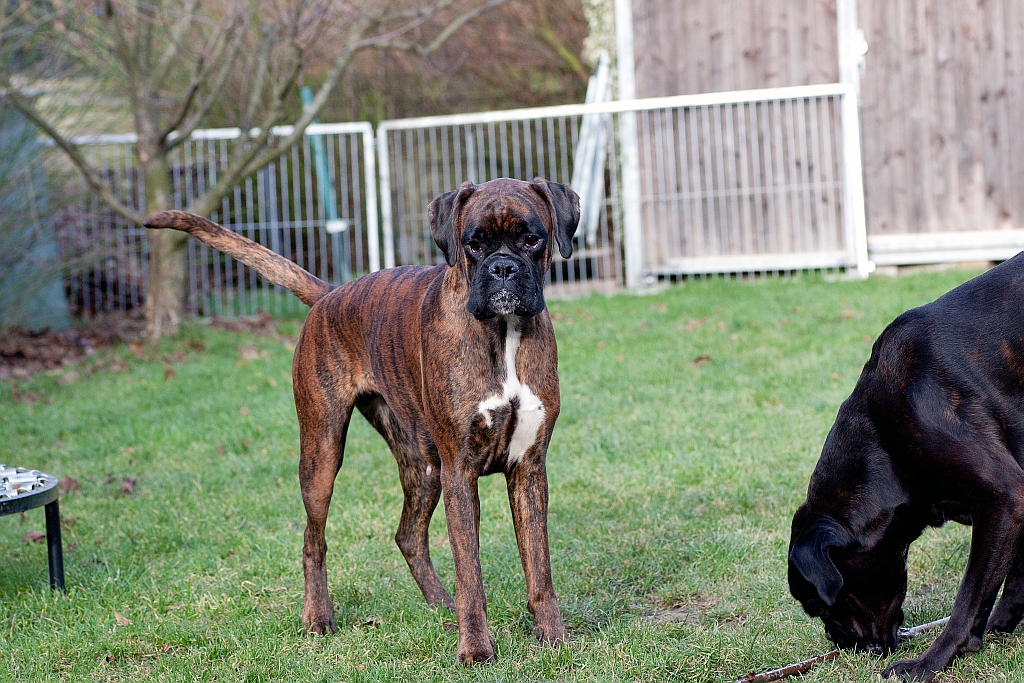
[377,126,396,269]
[361,124,381,272]
[837,0,872,278]
[839,85,872,278]
[615,0,644,289]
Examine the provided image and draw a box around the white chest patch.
[477,316,546,466]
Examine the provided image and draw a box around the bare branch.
[0,85,146,226]
[149,0,203,89]
[0,0,34,36]
[188,47,315,217]
[99,1,142,92]
[185,0,515,218]
[242,27,276,130]
[162,14,246,149]
[46,7,117,76]
[420,0,511,56]
[531,0,589,82]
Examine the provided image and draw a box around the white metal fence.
[378,108,627,296]
[378,82,869,292]
[631,83,869,278]
[52,83,869,317]
[51,122,377,317]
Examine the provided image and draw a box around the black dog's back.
[790,253,1024,680]
[857,253,1024,469]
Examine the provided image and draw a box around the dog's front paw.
[301,603,337,635]
[534,619,568,645]
[882,657,940,682]
[955,633,982,655]
[456,634,496,665]
[530,599,568,644]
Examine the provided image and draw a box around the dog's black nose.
[488,258,520,280]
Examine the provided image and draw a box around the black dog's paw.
[955,633,982,655]
[987,615,1021,635]
[882,657,940,682]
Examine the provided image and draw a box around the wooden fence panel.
[857,0,1024,234]
[631,0,839,97]
[631,0,1024,238]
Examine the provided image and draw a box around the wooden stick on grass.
[735,617,951,683]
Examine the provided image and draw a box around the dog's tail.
[145,210,334,307]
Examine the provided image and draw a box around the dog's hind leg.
[295,353,356,635]
[987,539,1024,634]
[357,394,455,610]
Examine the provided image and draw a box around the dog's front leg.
[440,465,495,664]
[884,511,1023,682]
[987,538,1024,634]
[506,460,567,644]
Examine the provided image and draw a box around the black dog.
[789,254,1024,681]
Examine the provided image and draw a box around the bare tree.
[0,0,508,338]
[338,0,589,121]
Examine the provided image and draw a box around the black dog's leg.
[884,509,1024,682]
[987,540,1024,634]
[961,585,1001,654]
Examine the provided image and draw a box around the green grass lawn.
[3,268,1022,682]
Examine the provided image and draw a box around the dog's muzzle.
[471,253,539,318]
[487,289,522,316]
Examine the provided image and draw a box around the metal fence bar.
[839,82,871,277]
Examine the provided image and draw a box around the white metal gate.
[630,84,869,279]
[377,83,870,294]
[377,109,626,297]
[52,122,377,317]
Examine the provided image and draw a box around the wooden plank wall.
[630,0,1024,235]
[858,0,1024,234]
[630,0,839,96]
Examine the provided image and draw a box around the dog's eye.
[466,240,483,254]
[523,234,541,248]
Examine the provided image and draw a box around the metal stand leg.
[44,499,65,591]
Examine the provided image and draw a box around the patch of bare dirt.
[208,311,279,336]
[1,311,287,382]
[646,593,719,625]
[0,311,146,380]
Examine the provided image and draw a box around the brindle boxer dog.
[788,254,1024,681]
[145,177,578,664]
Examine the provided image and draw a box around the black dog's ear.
[428,181,475,266]
[788,516,856,607]
[531,177,580,259]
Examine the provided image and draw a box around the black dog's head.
[428,177,580,319]
[788,507,909,654]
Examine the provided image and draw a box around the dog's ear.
[429,182,475,267]
[531,177,580,259]
[788,516,856,607]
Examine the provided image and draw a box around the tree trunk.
[141,149,186,339]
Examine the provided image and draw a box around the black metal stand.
[44,498,65,591]
[1,469,64,592]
